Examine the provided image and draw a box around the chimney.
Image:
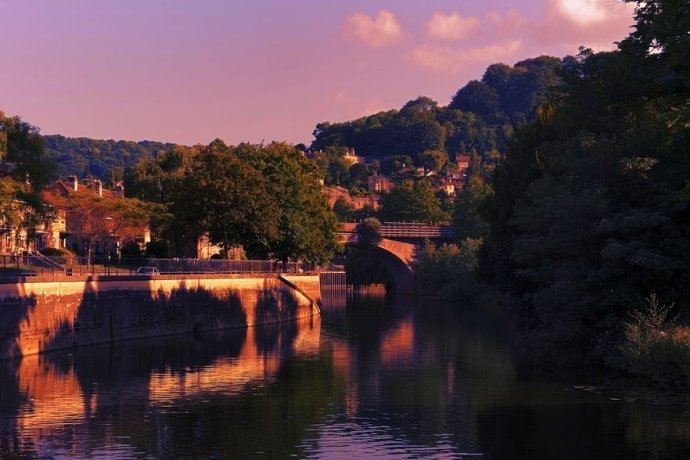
[94,180,103,197]
[67,175,78,192]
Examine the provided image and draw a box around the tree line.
[124,140,339,263]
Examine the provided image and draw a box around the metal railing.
[0,254,323,278]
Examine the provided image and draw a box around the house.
[457,155,471,176]
[367,174,392,193]
[43,176,150,256]
[342,147,365,166]
[322,186,380,211]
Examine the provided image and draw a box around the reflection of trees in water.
[31,323,333,457]
[319,292,519,451]
[0,361,33,458]
[475,398,654,459]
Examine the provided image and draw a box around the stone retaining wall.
[0,275,320,359]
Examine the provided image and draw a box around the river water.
[1,289,690,459]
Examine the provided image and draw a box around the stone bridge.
[338,222,454,293]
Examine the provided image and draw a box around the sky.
[0,0,636,146]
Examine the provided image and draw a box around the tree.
[357,217,382,246]
[124,145,201,256]
[418,150,448,174]
[332,196,355,222]
[45,191,159,260]
[0,112,54,189]
[183,140,279,257]
[0,111,56,250]
[378,179,450,223]
[453,175,494,241]
[449,80,503,123]
[482,4,690,371]
[237,142,340,264]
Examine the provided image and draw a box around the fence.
[0,254,325,278]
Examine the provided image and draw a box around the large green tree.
[0,112,54,188]
[236,142,340,264]
[183,140,279,257]
[0,112,55,243]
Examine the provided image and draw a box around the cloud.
[540,0,636,51]
[411,40,523,74]
[426,12,479,40]
[486,10,532,37]
[553,0,608,25]
[342,10,403,48]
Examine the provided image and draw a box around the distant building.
[322,186,379,211]
[342,147,365,166]
[367,174,392,193]
[457,155,471,176]
[42,176,150,256]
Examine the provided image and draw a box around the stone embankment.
[0,274,321,359]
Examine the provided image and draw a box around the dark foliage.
[481,0,690,380]
[43,135,177,183]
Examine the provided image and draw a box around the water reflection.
[1,290,690,458]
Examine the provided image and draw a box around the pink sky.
[0,0,636,146]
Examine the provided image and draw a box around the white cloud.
[411,40,523,74]
[426,12,479,40]
[342,10,403,48]
[553,0,609,25]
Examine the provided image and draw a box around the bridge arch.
[337,222,453,294]
[340,234,417,293]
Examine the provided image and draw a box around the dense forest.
[311,55,562,164]
[479,0,689,386]
[43,135,177,184]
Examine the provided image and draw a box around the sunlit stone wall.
[0,275,320,359]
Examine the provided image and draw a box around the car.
[136,266,160,276]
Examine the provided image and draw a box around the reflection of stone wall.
[0,276,318,359]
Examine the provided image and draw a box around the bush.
[39,247,73,264]
[121,241,143,258]
[39,247,70,257]
[357,218,382,246]
[617,295,690,387]
[414,238,481,299]
[145,240,169,258]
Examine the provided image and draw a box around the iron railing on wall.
[0,254,329,278]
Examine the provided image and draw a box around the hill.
[43,135,178,184]
[311,55,563,164]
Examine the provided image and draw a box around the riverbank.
[0,274,321,359]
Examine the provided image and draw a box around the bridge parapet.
[339,222,454,240]
[380,222,454,239]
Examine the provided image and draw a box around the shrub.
[357,218,382,246]
[39,247,70,257]
[414,238,481,299]
[39,247,74,264]
[617,295,690,387]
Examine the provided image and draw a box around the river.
[1,289,689,459]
